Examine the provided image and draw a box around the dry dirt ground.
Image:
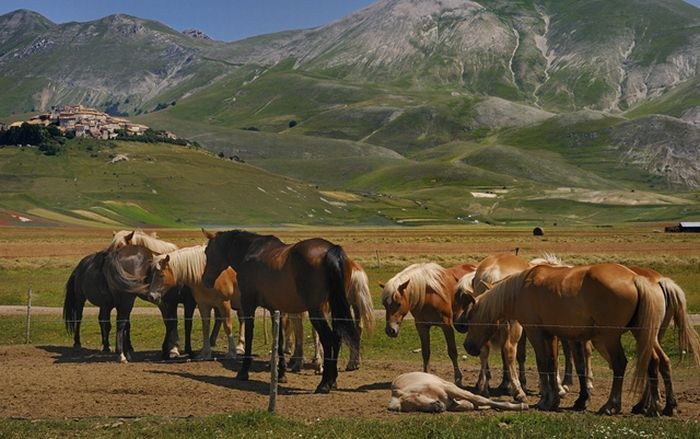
[2,345,699,421]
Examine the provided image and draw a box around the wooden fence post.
[375,250,381,269]
[25,284,32,344]
[268,310,281,413]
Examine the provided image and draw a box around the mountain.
[0,2,698,226]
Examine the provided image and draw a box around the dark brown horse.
[200,229,359,394]
[63,245,161,362]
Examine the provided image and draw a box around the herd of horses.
[63,229,700,416]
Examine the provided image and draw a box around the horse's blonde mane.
[110,230,178,254]
[153,245,206,287]
[475,269,529,323]
[383,263,448,310]
[528,253,569,267]
[455,271,476,295]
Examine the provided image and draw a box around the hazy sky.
[1,0,699,42]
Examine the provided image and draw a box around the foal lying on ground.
[388,372,528,412]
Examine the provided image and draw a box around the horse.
[388,372,528,413]
[149,245,245,359]
[381,262,476,386]
[457,263,673,416]
[454,252,585,401]
[285,258,374,373]
[64,244,161,363]
[201,229,360,394]
[110,229,216,358]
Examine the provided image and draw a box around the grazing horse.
[388,372,528,413]
[457,263,672,416]
[201,229,359,394]
[285,259,375,373]
[110,229,214,359]
[64,245,160,363]
[381,262,476,386]
[454,253,581,401]
[149,245,245,359]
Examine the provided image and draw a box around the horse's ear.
[150,232,159,238]
[398,279,410,293]
[202,228,216,240]
[112,230,117,236]
[158,254,170,270]
[378,282,385,289]
[125,230,135,243]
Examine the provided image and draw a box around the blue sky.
[1,0,698,42]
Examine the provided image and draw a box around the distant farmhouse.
[664,222,700,233]
[9,105,152,140]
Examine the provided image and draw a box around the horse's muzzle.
[147,292,162,305]
[385,324,399,338]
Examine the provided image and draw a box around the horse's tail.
[63,271,80,335]
[325,245,359,352]
[658,277,700,366]
[348,263,375,334]
[630,275,665,394]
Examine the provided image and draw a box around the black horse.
[63,245,164,361]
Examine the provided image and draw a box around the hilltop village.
[4,105,171,140]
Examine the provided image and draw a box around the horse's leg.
[475,343,491,397]
[218,301,236,359]
[526,328,559,411]
[98,307,112,353]
[571,341,590,411]
[72,294,87,350]
[236,302,256,381]
[496,326,513,394]
[312,327,324,374]
[345,304,362,371]
[197,303,213,360]
[184,293,196,357]
[440,324,462,387]
[561,339,574,390]
[517,328,528,391]
[236,308,245,355]
[657,345,677,416]
[503,323,527,402]
[416,322,431,374]
[275,310,288,384]
[584,340,594,391]
[309,308,338,393]
[159,299,179,360]
[592,337,627,415]
[115,299,135,363]
[287,313,304,373]
[210,307,222,348]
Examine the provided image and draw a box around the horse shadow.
[37,345,185,364]
[146,368,307,396]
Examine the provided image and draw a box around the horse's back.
[73,251,112,306]
[475,253,528,295]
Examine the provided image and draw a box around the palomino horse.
[201,229,360,394]
[454,253,585,401]
[458,263,673,416]
[285,259,374,373]
[110,230,218,358]
[149,245,245,359]
[381,262,476,386]
[388,372,528,412]
[64,245,161,363]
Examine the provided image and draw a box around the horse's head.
[460,295,497,357]
[202,228,228,289]
[452,273,475,334]
[109,230,135,251]
[381,279,411,338]
[148,254,175,304]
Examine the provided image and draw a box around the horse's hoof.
[236,347,245,356]
[102,347,111,353]
[118,353,128,364]
[662,405,677,417]
[345,363,359,372]
[431,400,447,413]
[514,392,528,403]
[644,408,661,418]
[278,375,288,384]
[236,371,249,381]
[314,383,331,394]
[596,403,619,416]
[631,402,645,415]
[72,343,82,351]
[573,398,588,412]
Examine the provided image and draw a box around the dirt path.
[1,344,699,421]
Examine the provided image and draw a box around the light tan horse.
[109,230,178,253]
[149,245,244,359]
[285,259,375,373]
[388,372,528,413]
[455,253,585,401]
[459,263,671,416]
[382,262,476,386]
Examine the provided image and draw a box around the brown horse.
[381,262,476,386]
[285,259,374,373]
[201,229,359,394]
[458,263,669,415]
[149,245,245,359]
[454,253,582,401]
